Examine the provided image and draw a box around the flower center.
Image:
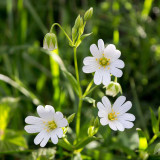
[98,55,110,68]
[108,109,119,121]
[44,120,57,132]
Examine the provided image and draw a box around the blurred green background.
[0,0,160,159]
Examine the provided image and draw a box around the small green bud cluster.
[71,7,93,47]
[104,81,122,97]
[43,33,57,51]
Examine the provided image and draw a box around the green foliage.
[27,147,56,160]
[1,0,160,159]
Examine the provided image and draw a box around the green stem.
[114,77,117,83]
[73,47,82,97]
[73,47,83,140]
[50,23,73,45]
[76,98,83,139]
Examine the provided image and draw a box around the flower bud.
[43,33,57,51]
[74,15,81,29]
[84,7,93,21]
[104,81,122,97]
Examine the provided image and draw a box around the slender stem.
[114,77,117,83]
[73,47,82,97]
[76,98,83,139]
[73,47,83,140]
[50,23,73,45]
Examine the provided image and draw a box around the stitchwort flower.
[24,105,68,147]
[82,39,125,86]
[97,96,135,131]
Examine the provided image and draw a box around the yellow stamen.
[108,109,119,121]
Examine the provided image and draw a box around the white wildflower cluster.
[82,39,135,131]
[25,9,135,148]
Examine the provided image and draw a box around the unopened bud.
[104,81,122,97]
[74,15,81,29]
[84,7,93,21]
[43,33,57,51]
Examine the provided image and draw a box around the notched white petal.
[90,44,100,58]
[24,125,42,133]
[100,118,108,126]
[110,67,123,77]
[98,39,105,54]
[94,70,103,85]
[25,116,42,125]
[51,134,58,144]
[40,135,50,147]
[83,57,96,65]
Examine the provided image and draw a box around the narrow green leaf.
[48,53,79,95]
[75,137,101,150]
[83,97,95,107]
[150,108,159,134]
[137,128,148,150]
[67,113,76,124]
[58,138,73,151]
[80,32,92,41]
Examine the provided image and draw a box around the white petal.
[111,60,125,69]
[119,120,134,129]
[112,96,126,112]
[34,130,46,145]
[37,105,47,119]
[25,116,42,125]
[100,117,108,125]
[118,101,132,115]
[82,63,98,73]
[114,121,124,131]
[54,111,63,120]
[55,128,63,138]
[40,135,50,147]
[109,121,117,131]
[24,125,42,133]
[118,113,135,121]
[97,102,106,111]
[98,39,104,54]
[110,67,123,77]
[104,44,121,61]
[83,57,96,65]
[98,111,107,118]
[56,118,68,127]
[45,105,55,113]
[90,44,101,58]
[94,70,103,85]
[51,134,58,144]
[102,96,111,112]
[102,71,111,86]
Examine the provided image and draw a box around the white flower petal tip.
[82,39,125,85]
[24,105,68,147]
[97,96,135,131]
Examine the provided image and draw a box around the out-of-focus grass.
[0,0,160,159]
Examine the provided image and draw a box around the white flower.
[82,39,125,86]
[97,96,135,131]
[24,105,68,147]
